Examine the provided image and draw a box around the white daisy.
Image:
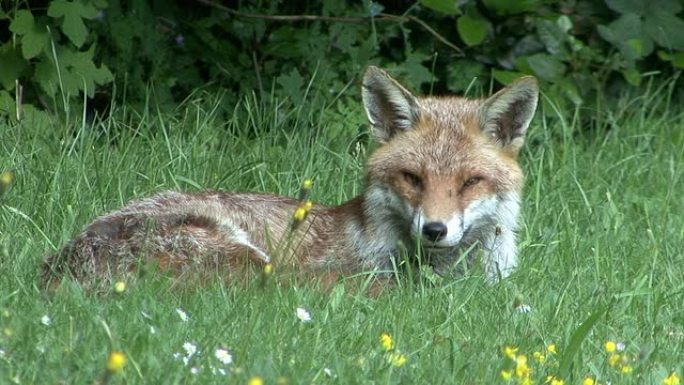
[295,307,312,322]
[40,315,52,326]
[176,308,189,322]
[215,348,233,365]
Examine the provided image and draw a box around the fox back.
[42,67,538,290]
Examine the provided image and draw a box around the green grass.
[1,82,683,385]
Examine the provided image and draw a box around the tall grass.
[0,80,682,384]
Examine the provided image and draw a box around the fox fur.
[42,66,539,289]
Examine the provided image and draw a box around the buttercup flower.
[501,370,513,380]
[248,376,264,385]
[663,373,681,385]
[533,351,546,363]
[582,377,595,385]
[263,263,273,276]
[389,351,407,367]
[546,375,564,385]
[503,346,518,359]
[107,351,127,373]
[546,343,557,354]
[114,281,126,293]
[379,332,394,351]
[604,341,617,353]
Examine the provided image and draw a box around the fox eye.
[402,171,423,189]
[463,176,483,189]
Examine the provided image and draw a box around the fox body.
[42,67,539,288]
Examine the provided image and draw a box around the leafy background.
[1,0,683,123]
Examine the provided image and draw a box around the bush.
[1,0,683,122]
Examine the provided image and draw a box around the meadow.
[0,77,682,385]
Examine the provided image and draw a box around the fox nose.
[422,221,447,242]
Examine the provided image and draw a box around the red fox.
[42,66,538,289]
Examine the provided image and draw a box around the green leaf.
[447,60,486,92]
[557,306,607,379]
[658,50,684,68]
[604,0,648,14]
[525,53,566,81]
[482,0,539,15]
[643,10,684,50]
[536,19,568,55]
[597,14,653,60]
[0,43,28,89]
[9,10,35,35]
[457,9,490,47]
[492,69,526,85]
[10,11,50,59]
[622,68,641,86]
[48,0,99,47]
[420,0,460,15]
[34,46,113,97]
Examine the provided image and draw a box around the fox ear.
[362,66,421,142]
[479,76,539,153]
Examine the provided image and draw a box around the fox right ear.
[362,66,421,142]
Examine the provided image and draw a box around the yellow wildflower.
[663,373,681,385]
[263,263,273,276]
[379,332,394,351]
[114,281,126,293]
[388,351,407,367]
[533,351,546,363]
[515,355,531,378]
[546,376,564,385]
[248,376,264,385]
[503,346,518,359]
[620,365,633,374]
[302,179,313,189]
[546,343,557,354]
[0,170,13,195]
[303,200,313,211]
[608,353,621,367]
[604,341,617,353]
[293,207,307,221]
[106,351,127,373]
[520,378,534,385]
[501,370,513,381]
[582,377,595,385]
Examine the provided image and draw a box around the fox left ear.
[479,76,539,153]
[362,66,421,143]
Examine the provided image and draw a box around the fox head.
[361,66,538,251]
